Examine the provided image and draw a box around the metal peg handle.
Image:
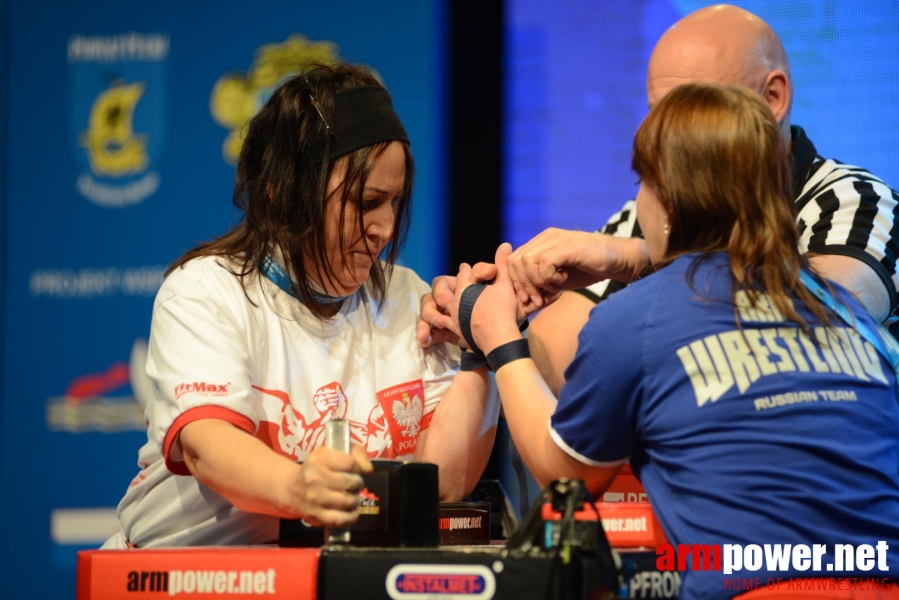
[324,419,352,546]
[325,419,351,454]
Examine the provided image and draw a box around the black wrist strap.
[460,350,489,372]
[460,329,525,372]
[486,339,531,372]
[458,283,489,353]
[458,280,528,357]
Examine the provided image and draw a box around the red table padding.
[77,546,319,599]
[596,501,668,548]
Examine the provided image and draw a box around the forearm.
[492,359,560,488]
[809,254,890,322]
[494,358,621,497]
[600,236,650,284]
[457,243,622,499]
[527,291,596,396]
[181,419,300,518]
[416,369,497,501]
[508,230,650,301]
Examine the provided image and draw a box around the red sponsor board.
[603,463,648,502]
[77,547,319,599]
[595,502,669,548]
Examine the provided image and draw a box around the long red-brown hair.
[632,83,833,329]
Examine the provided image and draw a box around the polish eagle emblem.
[392,392,423,438]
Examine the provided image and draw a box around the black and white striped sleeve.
[795,159,899,314]
[575,200,639,304]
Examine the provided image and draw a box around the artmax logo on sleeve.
[174,382,232,401]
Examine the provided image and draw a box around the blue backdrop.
[0,1,446,597]
[504,0,899,245]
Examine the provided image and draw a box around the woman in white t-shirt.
[102,63,498,548]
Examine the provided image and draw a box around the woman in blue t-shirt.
[452,83,899,599]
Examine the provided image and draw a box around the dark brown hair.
[631,82,833,330]
[169,63,414,318]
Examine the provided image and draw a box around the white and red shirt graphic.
[103,256,458,549]
[250,379,432,461]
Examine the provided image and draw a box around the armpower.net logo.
[126,569,276,595]
[655,541,893,595]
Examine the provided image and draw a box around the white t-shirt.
[103,255,459,548]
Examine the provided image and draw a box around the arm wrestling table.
[77,495,670,599]
[79,425,671,599]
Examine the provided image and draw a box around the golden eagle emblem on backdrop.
[80,81,148,177]
[209,35,340,164]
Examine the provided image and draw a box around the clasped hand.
[416,229,650,349]
[419,243,528,354]
[292,445,372,528]
[415,234,573,350]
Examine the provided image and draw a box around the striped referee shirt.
[580,126,899,319]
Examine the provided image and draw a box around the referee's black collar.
[790,125,818,201]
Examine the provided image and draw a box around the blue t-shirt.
[551,253,899,600]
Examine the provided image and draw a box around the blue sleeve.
[549,288,646,465]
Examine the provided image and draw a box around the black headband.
[328,86,409,161]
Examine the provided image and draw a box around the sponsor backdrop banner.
[0,1,446,596]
